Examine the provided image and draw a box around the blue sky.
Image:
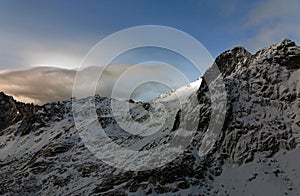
[1,0,299,69]
[0,0,299,103]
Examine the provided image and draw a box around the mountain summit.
[0,39,300,195]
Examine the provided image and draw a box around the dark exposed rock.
[215,46,252,77]
[0,92,37,131]
[253,39,300,70]
[171,109,181,131]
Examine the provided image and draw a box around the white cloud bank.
[0,64,189,105]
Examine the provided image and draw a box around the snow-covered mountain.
[0,39,300,195]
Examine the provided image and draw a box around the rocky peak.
[211,39,300,164]
[213,39,300,77]
[215,46,252,77]
[0,92,20,131]
[253,39,300,69]
[0,91,13,101]
[0,92,36,132]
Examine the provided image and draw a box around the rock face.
[0,39,300,195]
[202,39,300,164]
[0,92,37,131]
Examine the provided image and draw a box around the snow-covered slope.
[0,39,300,195]
[154,78,202,103]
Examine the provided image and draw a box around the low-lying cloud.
[0,67,75,104]
[0,64,189,105]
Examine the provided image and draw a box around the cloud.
[242,0,300,52]
[0,67,76,104]
[0,64,190,105]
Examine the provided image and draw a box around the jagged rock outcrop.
[213,39,300,164]
[215,46,252,77]
[0,92,37,131]
[0,39,299,195]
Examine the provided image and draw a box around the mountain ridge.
[0,39,300,195]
